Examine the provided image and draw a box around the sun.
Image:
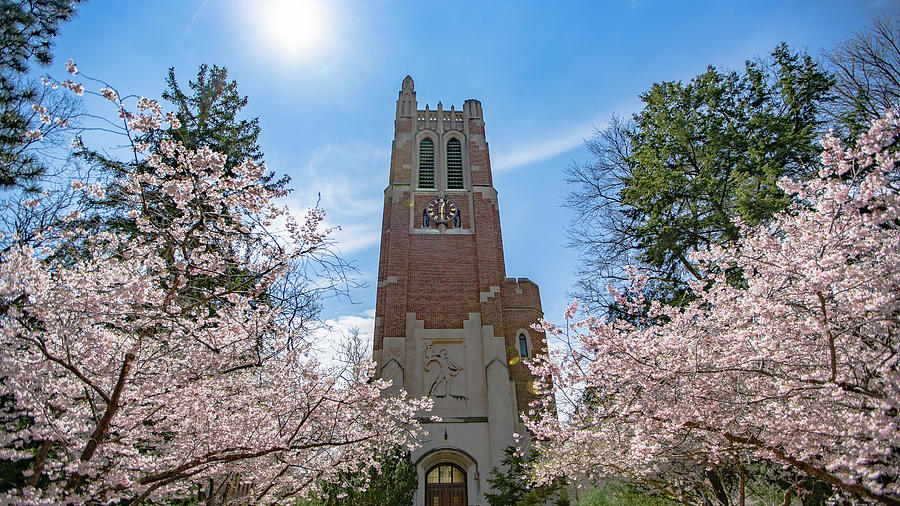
[243,0,332,64]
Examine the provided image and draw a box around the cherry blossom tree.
[0,65,429,504]
[527,112,900,505]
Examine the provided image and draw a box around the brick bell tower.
[373,76,547,506]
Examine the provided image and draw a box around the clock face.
[426,198,458,224]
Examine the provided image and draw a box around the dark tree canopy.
[0,0,80,73]
[319,448,417,506]
[127,64,288,193]
[0,0,82,188]
[156,64,264,171]
[0,0,82,493]
[567,44,833,312]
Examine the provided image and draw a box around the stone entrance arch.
[416,448,479,506]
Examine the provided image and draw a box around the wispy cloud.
[492,121,594,172]
[281,141,388,255]
[492,100,643,172]
[491,128,591,170]
[326,223,382,256]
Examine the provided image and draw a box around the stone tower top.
[396,76,483,124]
[389,75,493,187]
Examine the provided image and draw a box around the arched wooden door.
[425,463,467,506]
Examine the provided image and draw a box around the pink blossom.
[165,112,181,129]
[563,298,579,320]
[100,87,118,102]
[526,112,900,504]
[86,183,105,199]
[0,85,429,503]
[61,79,84,95]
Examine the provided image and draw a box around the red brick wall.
[501,278,547,415]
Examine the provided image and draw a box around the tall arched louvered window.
[418,138,435,189]
[446,138,463,189]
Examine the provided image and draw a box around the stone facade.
[373,76,547,506]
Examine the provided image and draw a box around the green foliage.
[567,44,833,312]
[152,65,266,174]
[98,64,285,189]
[576,485,676,506]
[570,461,836,505]
[0,0,82,188]
[318,448,417,506]
[102,63,288,231]
[0,0,80,72]
[485,446,570,506]
[627,44,829,271]
[565,43,842,504]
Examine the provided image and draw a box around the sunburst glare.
[241,0,333,65]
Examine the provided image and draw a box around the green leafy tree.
[151,64,274,177]
[566,44,833,313]
[0,0,82,188]
[485,447,569,506]
[319,448,417,506]
[576,485,677,506]
[564,44,836,504]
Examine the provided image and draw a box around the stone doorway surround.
[416,448,480,506]
[425,463,467,506]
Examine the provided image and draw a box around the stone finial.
[402,75,414,93]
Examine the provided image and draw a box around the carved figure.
[424,344,465,400]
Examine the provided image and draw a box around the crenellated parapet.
[502,277,543,311]
[417,103,466,132]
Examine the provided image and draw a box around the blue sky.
[47,0,899,352]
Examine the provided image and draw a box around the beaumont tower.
[373,76,548,506]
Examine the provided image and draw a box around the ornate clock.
[425,197,459,225]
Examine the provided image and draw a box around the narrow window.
[446,138,463,189]
[519,333,528,358]
[419,138,435,189]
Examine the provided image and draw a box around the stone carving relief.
[424,343,466,401]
